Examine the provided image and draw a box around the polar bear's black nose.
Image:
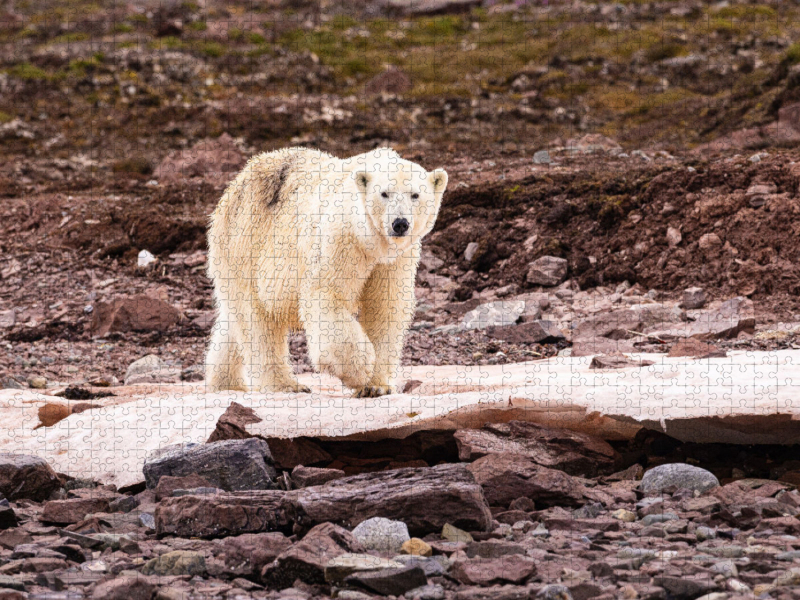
[392,218,409,236]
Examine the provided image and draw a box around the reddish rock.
[91,575,155,600]
[290,466,346,488]
[0,453,60,502]
[283,463,492,536]
[214,532,293,577]
[451,555,537,586]
[41,498,111,525]
[467,453,590,508]
[689,297,755,340]
[154,474,213,501]
[261,522,364,588]
[206,402,262,443]
[155,490,286,538]
[0,557,69,573]
[90,295,181,337]
[454,421,618,477]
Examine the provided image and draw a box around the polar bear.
[205,147,448,397]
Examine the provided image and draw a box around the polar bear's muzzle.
[390,217,410,237]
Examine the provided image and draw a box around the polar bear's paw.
[260,382,311,394]
[355,385,395,398]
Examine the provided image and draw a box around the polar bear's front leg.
[357,249,418,398]
[301,284,376,390]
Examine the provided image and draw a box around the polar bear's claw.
[355,385,394,398]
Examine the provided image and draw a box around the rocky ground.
[1,420,800,600]
[2,0,800,597]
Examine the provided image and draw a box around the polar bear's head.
[351,148,448,250]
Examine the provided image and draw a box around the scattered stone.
[261,522,364,588]
[454,421,617,477]
[641,463,720,495]
[156,490,285,538]
[142,550,206,576]
[526,256,568,287]
[0,505,16,530]
[91,575,154,600]
[351,517,410,555]
[442,523,473,543]
[689,297,755,339]
[91,295,181,337]
[143,438,276,491]
[283,463,492,536]
[667,227,682,247]
[290,466,346,488]
[206,401,262,443]
[346,564,428,596]
[0,576,24,591]
[137,249,156,268]
[467,454,589,508]
[401,538,433,557]
[464,242,479,262]
[611,509,636,522]
[461,301,525,330]
[108,495,139,513]
[406,583,445,600]
[0,311,15,329]
[324,554,405,585]
[465,540,525,559]
[40,498,111,525]
[215,532,292,577]
[683,287,707,309]
[123,354,180,385]
[27,376,46,389]
[451,555,537,586]
[533,150,551,164]
[653,576,717,598]
[0,454,60,501]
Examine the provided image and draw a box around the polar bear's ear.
[353,170,371,193]
[429,169,448,194]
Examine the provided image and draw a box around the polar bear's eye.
[381,192,389,199]
[411,193,420,199]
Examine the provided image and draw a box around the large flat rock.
[1,350,799,486]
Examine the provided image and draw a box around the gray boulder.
[143,438,276,491]
[351,517,410,555]
[641,463,719,495]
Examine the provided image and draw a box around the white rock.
[351,517,410,555]
[464,242,479,262]
[667,227,682,247]
[124,354,180,385]
[462,301,525,330]
[526,256,568,287]
[138,249,157,268]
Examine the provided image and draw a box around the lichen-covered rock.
[641,464,719,495]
